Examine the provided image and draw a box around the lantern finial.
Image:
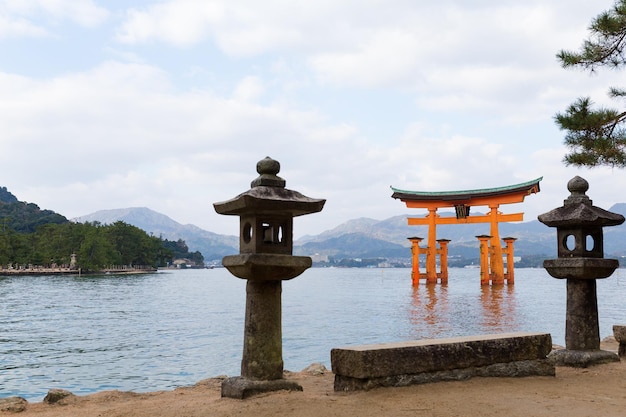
[251,156,285,188]
[565,176,591,205]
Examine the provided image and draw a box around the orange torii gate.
[391,178,541,285]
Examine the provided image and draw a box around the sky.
[1,0,624,238]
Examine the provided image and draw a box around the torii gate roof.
[391,177,542,207]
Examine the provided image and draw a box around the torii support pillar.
[425,208,438,283]
[437,239,451,284]
[408,237,424,286]
[408,237,449,285]
[488,206,505,283]
[503,237,517,284]
[476,235,492,286]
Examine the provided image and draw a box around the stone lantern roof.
[214,157,325,217]
[537,176,624,227]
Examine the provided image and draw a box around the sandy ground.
[3,339,626,417]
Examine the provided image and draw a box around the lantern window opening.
[262,222,273,243]
[261,221,286,245]
[564,234,576,252]
[243,222,253,244]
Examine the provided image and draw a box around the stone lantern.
[538,176,624,367]
[214,157,325,398]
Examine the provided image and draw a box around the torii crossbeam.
[391,177,542,285]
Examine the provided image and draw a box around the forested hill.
[0,186,204,270]
[0,186,68,233]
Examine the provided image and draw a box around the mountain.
[74,203,626,266]
[296,212,555,261]
[0,186,68,233]
[0,187,19,204]
[73,208,238,262]
[603,203,626,256]
[296,232,408,259]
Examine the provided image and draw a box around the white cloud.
[232,76,265,102]
[0,0,109,37]
[116,1,221,46]
[2,57,536,235]
[112,0,619,114]
[0,14,47,38]
[3,0,626,239]
[0,61,372,234]
[37,0,109,27]
[309,29,422,88]
[114,0,621,133]
[116,0,336,53]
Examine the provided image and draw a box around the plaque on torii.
[391,178,541,285]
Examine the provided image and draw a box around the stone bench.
[331,332,555,391]
[613,325,626,357]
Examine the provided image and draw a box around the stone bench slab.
[331,332,554,391]
[613,325,626,356]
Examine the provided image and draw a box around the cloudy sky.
[1,0,623,238]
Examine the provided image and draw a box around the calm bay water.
[2,267,626,400]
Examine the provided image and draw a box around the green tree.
[555,0,626,167]
[161,238,204,266]
[106,221,163,267]
[0,215,198,271]
[75,223,116,270]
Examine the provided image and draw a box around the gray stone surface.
[538,176,623,368]
[565,279,600,350]
[548,349,619,367]
[222,253,312,281]
[0,397,28,413]
[614,325,626,357]
[301,362,328,375]
[221,377,302,399]
[334,359,555,391]
[241,280,283,380]
[543,258,619,280]
[215,157,325,399]
[43,388,75,404]
[331,332,552,380]
[613,325,626,342]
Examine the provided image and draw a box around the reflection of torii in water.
[391,177,542,285]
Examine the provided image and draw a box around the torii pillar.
[407,237,424,285]
[488,205,505,282]
[477,235,492,286]
[426,208,438,282]
[437,239,451,283]
[503,237,517,284]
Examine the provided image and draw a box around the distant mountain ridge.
[294,212,555,262]
[73,204,626,265]
[0,187,19,204]
[73,208,238,262]
[0,186,68,233]
[5,180,626,266]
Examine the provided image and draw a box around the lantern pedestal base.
[223,254,312,281]
[547,349,619,368]
[221,376,303,399]
[543,258,619,280]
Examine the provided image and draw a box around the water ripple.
[1,268,625,400]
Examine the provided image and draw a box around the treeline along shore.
[0,186,205,272]
[0,265,158,276]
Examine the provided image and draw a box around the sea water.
[2,267,626,400]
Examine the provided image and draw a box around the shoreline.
[0,267,158,276]
[3,361,626,417]
[2,338,623,417]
